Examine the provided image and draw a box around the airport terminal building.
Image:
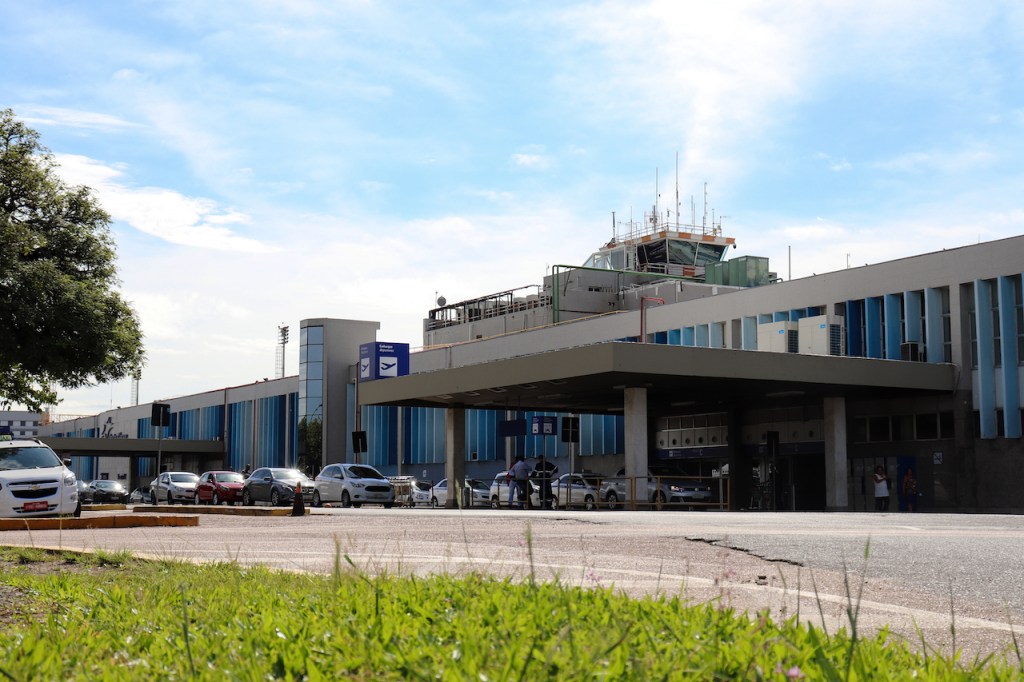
[40,213,1024,513]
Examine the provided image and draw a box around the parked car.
[488,470,543,509]
[431,478,490,508]
[242,467,314,506]
[150,471,199,505]
[553,472,601,510]
[600,468,712,509]
[313,463,394,508]
[0,432,80,518]
[194,470,245,505]
[77,479,94,504]
[87,479,130,504]
[129,486,150,504]
[411,479,433,507]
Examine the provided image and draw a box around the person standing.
[505,468,518,507]
[902,468,918,512]
[533,454,557,509]
[509,455,532,509]
[872,465,889,512]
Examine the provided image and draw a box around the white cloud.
[52,154,275,253]
[873,148,997,174]
[16,105,141,131]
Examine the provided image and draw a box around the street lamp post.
[277,325,290,378]
[640,297,665,342]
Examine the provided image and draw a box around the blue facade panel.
[975,279,997,439]
[924,287,944,364]
[884,293,902,359]
[998,276,1021,438]
[846,300,864,357]
[865,297,883,359]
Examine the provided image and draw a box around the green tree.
[0,108,144,411]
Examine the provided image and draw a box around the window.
[915,413,939,440]
[939,411,955,438]
[868,416,890,442]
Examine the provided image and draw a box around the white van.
[0,432,80,517]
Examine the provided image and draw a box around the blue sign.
[531,416,557,436]
[359,342,410,381]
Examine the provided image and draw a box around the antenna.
[702,182,708,232]
[675,152,680,228]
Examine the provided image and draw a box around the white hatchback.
[313,463,395,508]
[0,433,79,517]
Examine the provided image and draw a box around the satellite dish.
[436,295,447,307]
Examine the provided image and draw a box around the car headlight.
[351,482,366,489]
[64,473,76,487]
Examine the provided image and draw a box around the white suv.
[150,471,199,504]
[0,432,80,517]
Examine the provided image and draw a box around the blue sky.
[4,1,1024,416]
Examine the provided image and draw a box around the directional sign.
[359,342,410,381]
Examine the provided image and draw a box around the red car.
[193,470,245,505]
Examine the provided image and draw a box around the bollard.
[291,482,305,516]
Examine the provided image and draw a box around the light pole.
[640,297,665,342]
[277,324,290,378]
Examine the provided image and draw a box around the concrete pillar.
[726,409,748,510]
[444,407,466,508]
[823,396,849,510]
[395,407,404,476]
[623,387,649,480]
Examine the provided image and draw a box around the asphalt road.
[4,507,1023,661]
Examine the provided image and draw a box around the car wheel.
[341,491,352,508]
[584,494,595,511]
[150,492,157,505]
[606,491,619,510]
[243,489,252,506]
[193,492,201,505]
[73,500,82,518]
[312,490,322,507]
[270,489,281,506]
[431,497,439,508]
[212,492,220,506]
[383,503,393,509]
[352,502,362,508]
[491,496,500,509]
[654,491,666,508]
[167,490,174,505]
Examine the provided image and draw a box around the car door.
[198,473,212,501]
[250,468,271,501]
[319,465,339,501]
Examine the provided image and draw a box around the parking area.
[2,507,1023,660]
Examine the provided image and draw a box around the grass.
[0,546,1021,681]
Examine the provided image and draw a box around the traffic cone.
[291,482,305,516]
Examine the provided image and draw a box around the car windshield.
[468,479,488,491]
[270,468,305,480]
[345,466,384,480]
[170,473,198,483]
[94,481,120,489]
[217,472,244,483]
[0,446,63,471]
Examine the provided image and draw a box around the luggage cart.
[388,476,417,508]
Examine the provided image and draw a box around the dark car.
[242,467,314,506]
[87,479,129,504]
[194,470,245,505]
[77,479,94,504]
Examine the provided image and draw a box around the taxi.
[0,428,80,517]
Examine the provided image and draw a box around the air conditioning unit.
[798,315,845,356]
[900,342,922,362]
[757,321,798,353]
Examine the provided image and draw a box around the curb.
[137,505,308,516]
[0,514,199,531]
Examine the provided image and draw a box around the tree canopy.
[0,108,144,411]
